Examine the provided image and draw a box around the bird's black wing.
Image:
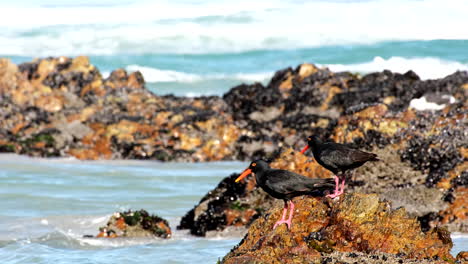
[319,143,377,168]
[264,169,335,196]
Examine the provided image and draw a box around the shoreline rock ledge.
[221,193,457,264]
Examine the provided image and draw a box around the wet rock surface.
[93,209,171,239]
[177,172,263,236]
[222,193,455,264]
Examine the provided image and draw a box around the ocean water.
[0,154,466,264]
[0,154,248,263]
[1,0,468,96]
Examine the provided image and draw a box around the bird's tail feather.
[354,151,380,162]
[305,178,336,193]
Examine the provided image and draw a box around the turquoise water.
[0,155,248,263]
[6,40,468,96]
[1,0,468,96]
[0,154,466,264]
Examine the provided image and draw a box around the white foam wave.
[409,96,456,111]
[451,232,468,239]
[126,65,272,83]
[127,57,468,86]
[1,0,468,55]
[78,236,165,248]
[325,56,468,80]
[126,65,201,82]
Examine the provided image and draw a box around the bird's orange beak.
[300,145,309,154]
[235,168,252,183]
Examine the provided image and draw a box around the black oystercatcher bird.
[235,160,335,229]
[301,135,379,198]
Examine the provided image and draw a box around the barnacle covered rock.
[95,209,171,239]
[222,193,454,264]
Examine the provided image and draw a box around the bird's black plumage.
[303,135,379,175]
[301,135,380,198]
[237,160,335,200]
[235,159,335,229]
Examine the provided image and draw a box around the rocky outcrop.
[178,100,467,235]
[0,57,466,236]
[93,209,171,238]
[179,98,466,236]
[0,57,237,161]
[1,58,466,164]
[222,193,455,264]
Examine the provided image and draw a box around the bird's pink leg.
[284,200,295,229]
[273,201,289,229]
[339,177,346,193]
[326,175,343,198]
[273,200,295,230]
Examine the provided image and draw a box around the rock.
[0,59,19,92]
[53,119,92,149]
[35,94,64,112]
[1,57,466,235]
[380,186,447,217]
[178,135,467,236]
[249,106,283,122]
[95,209,171,239]
[177,172,264,236]
[457,251,468,262]
[104,68,145,90]
[327,101,467,220]
[222,193,454,264]
[1,57,466,166]
[315,251,446,264]
[436,187,468,232]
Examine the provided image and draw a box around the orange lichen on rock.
[10,121,27,135]
[104,68,145,90]
[437,162,468,190]
[331,104,408,144]
[457,251,468,262]
[106,120,141,141]
[319,85,343,110]
[223,197,329,264]
[35,94,64,112]
[193,119,240,161]
[225,208,258,227]
[279,64,320,96]
[68,123,112,160]
[327,193,451,259]
[115,217,127,230]
[279,72,294,93]
[438,187,468,227]
[297,63,319,81]
[95,210,171,239]
[178,133,203,151]
[0,58,20,91]
[222,193,454,264]
[68,148,100,160]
